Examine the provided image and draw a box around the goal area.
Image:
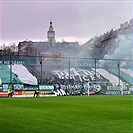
[87,81,130,95]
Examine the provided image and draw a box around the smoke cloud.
[104,33,132,60]
[102,30,132,68]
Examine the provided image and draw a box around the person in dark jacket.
[34,89,39,97]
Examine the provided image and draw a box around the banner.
[22,91,34,97]
[107,86,128,91]
[0,90,56,97]
[106,90,128,95]
[0,92,8,97]
[24,86,38,90]
[14,91,22,95]
[39,85,54,90]
[0,85,2,91]
[13,84,24,90]
[0,91,22,97]
[2,84,8,91]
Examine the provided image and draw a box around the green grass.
[0,96,132,133]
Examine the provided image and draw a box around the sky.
[0,0,132,46]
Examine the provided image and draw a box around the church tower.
[47,20,55,46]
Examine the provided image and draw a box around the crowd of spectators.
[28,67,88,95]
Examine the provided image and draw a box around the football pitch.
[0,96,132,133]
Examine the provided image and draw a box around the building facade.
[18,20,79,66]
[83,18,133,58]
[18,18,133,61]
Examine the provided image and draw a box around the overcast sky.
[0,0,132,46]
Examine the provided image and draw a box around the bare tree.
[1,42,18,57]
[9,42,18,52]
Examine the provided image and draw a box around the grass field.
[0,96,132,133]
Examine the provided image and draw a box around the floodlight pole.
[40,58,42,84]
[10,60,12,84]
[94,59,97,82]
[88,82,90,96]
[10,54,12,88]
[69,58,70,83]
[117,61,120,86]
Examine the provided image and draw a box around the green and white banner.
[13,84,24,90]
[0,64,37,85]
[39,85,54,90]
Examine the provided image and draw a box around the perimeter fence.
[0,55,132,95]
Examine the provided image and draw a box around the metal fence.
[0,55,132,87]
